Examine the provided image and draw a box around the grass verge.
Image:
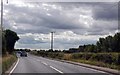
[71,59,120,70]
[2,54,17,73]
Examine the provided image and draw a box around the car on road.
[20,51,27,57]
[17,51,22,54]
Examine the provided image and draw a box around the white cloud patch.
[15,31,110,49]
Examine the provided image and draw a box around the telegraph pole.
[1,0,8,56]
[1,0,3,31]
[51,32,54,51]
[1,0,8,31]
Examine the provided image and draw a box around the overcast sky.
[2,0,119,50]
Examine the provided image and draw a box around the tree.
[105,36,113,52]
[96,33,120,52]
[4,29,19,54]
[96,38,108,52]
[113,33,120,52]
[2,31,6,55]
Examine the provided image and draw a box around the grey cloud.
[92,2,118,20]
[4,2,118,35]
[56,2,118,20]
[4,2,118,49]
[4,3,82,33]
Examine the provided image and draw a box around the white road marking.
[9,58,19,75]
[50,66,63,74]
[41,62,48,66]
[31,57,49,66]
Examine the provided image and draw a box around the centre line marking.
[41,62,48,66]
[50,66,63,74]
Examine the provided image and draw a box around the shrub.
[71,53,120,65]
[72,53,83,59]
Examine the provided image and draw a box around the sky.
[1,0,119,50]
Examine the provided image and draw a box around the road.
[11,54,109,75]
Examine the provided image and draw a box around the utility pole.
[1,0,8,31]
[50,32,54,51]
[1,0,3,31]
[1,0,8,55]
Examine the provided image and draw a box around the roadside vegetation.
[30,32,120,70]
[2,54,17,73]
[2,29,19,73]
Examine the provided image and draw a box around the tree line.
[66,32,120,53]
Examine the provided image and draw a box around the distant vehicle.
[17,51,22,54]
[20,51,27,57]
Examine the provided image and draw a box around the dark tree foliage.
[3,29,19,54]
[96,33,120,52]
[69,48,79,53]
[113,33,120,52]
[2,31,6,55]
[77,44,97,53]
[15,49,31,52]
[68,32,120,53]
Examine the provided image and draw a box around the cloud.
[3,2,118,49]
[17,33,50,44]
[15,31,108,49]
[92,2,118,20]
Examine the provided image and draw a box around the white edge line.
[50,66,63,74]
[9,58,19,74]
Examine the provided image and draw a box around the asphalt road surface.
[12,53,109,75]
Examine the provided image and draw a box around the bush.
[72,53,83,59]
[71,53,120,65]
